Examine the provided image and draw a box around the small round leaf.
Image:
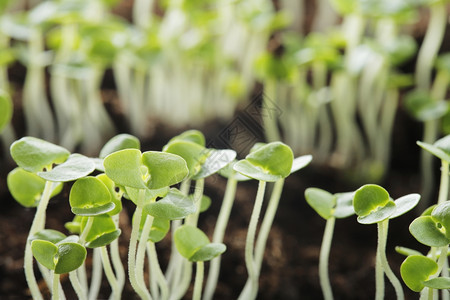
[334,192,355,219]
[390,193,421,219]
[190,243,227,262]
[245,142,294,179]
[233,160,281,182]
[29,229,66,244]
[290,155,313,174]
[81,215,121,248]
[144,189,196,220]
[353,184,396,223]
[409,216,450,247]
[104,149,147,189]
[174,225,210,260]
[163,140,207,178]
[31,240,58,270]
[37,154,95,182]
[99,133,140,158]
[10,137,70,173]
[400,255,438,292]
[54,242,87,274]
[193,149,236,180]
[304,188,336,220]
[141,151,188,189]
[69,176,114,216]
[423,277,450,290]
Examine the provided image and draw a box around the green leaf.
[0,90,13,132]
[144,189,196,220]
[7,167,61,207]
[141,151,188,189]
[174,225,210,261]
[404,90,448,121]
[245,142,294,179]
[218,161,252,181]
[148,217,170,243]
[233,160,281,182]
[193,149,236,180]
[400,255,438,292]
[166,130,206,147]
[103,149,147,189]
[334,192,355,219]
[431,201,450,239]
[69,176,114,216]
[190,243,227,262]
[163,140,207,178]
[290,155,312,174]
[10,137,70,173]
[31,240,58,270]
[96,174,123,216]
[38,154,95,182]
[417,138,450,163]
[304,188,336,220]
[54,242,87,274]
[199,195,211,213]
[29,229,67,244]
[125,186,169,206]
[99,134,140,159]
[409,216,450,247]
[423,277,450,289]
[81,215,121,248]
[65,216,83,234]
[353,184,396,224]
[390,194,421,219]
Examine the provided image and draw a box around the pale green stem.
[378,220,404,300]
[193,262,204,300]
[319,217,336,300]
[203,175,238,300]
[238,180,267,300]
[419,118,438,210]
[263,79,281,142]
[79,217,94,245]
[375,250,384,300]
[110,238,125,297]
[439,161,449,205]
[88,248,102,300]
[147,241,169,300]
[69,271,87,300]
[186,179,205,227]
[129,189,152,300]
[415,2,447,91]
[100,246,120,300]
[170,262,192,300]
[25,180,55,300]
[136,214,154,295]
[52,272,60,300]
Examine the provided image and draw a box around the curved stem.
[69,271,87,300]
[25,180,55,300]
[100,246,120,300]
[88,248,102,300]
[193,262,204,300]
[129,189,152,300]
[147,241,169,300]
[203,175,238,300]
[79,217,94,246]
[110,237,125,297]
[378,220,404,300]
[238,180,267,300]
[136,214,154,295]
[186,179,205,227]
[52,272,60,300]
[319,217,336,300]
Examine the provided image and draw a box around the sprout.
[305,188,354,300]
[353,184,420,300]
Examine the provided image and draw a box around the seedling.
[103,148,188,299]
[304,188,355,300]
[9,136,95,300]
[234,142,312,299]
[353,184,420,300]
[174,225,226,300]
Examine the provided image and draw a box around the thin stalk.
[438,161,449,205]
[69,271,87,300]
[263,79,281,142]
[25,180,54,300]
[378,220,404,300]
[79,217,94,245]
[100,246,120,300]
[110,237,125,297]
[319,217,336,300]
[136,214,155,295]
[186,179,205,227]
[88,248,102,300]
[415,2,447,91]
[129,189,152,300]
[203,175,238,300]
[147,241,169,300]
[375,250,384,300]
[238,180,267,300]
[193,261,204,300]
[52,272,60,300]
